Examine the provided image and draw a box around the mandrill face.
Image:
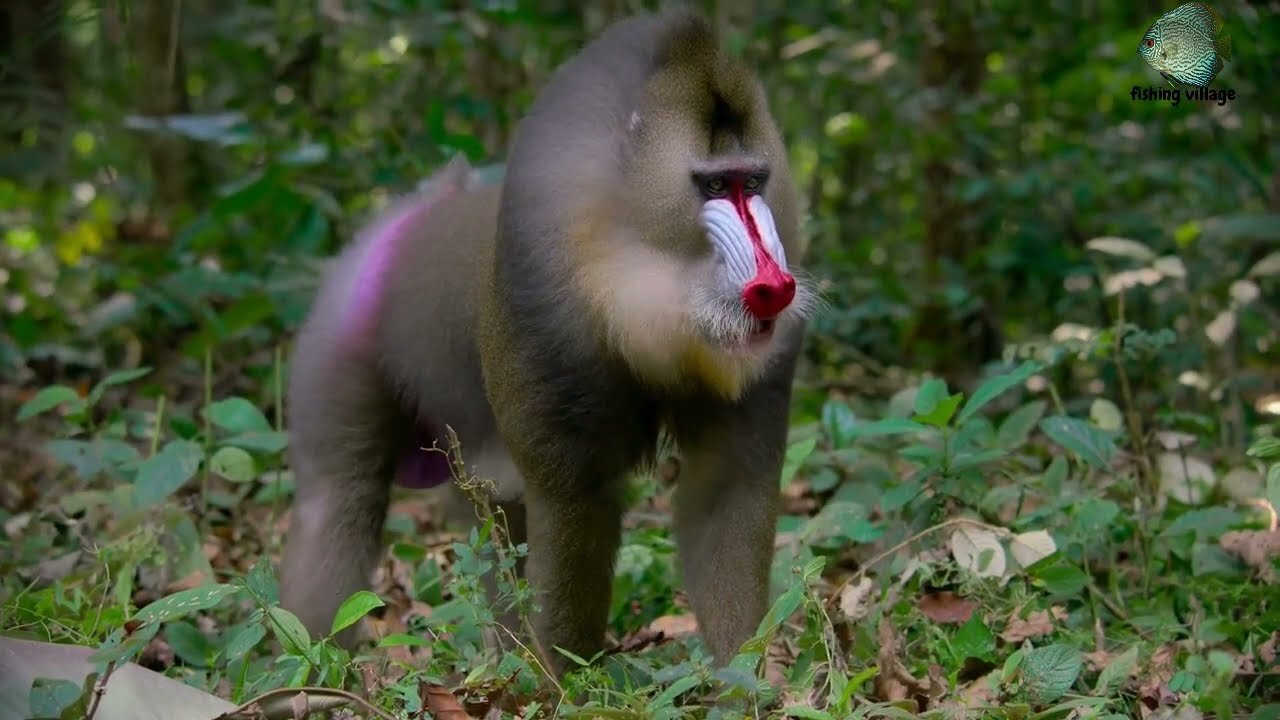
[689,168,814,354]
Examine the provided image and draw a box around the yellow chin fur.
[573,220,771,400]
[677,340,763,401]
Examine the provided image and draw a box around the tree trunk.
[130,0,189,212]
[909,1,1000,389]
[0,0,68,183]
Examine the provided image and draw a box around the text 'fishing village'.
[1130,85,1238,108]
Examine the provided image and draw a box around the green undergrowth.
[2,307,1278,719]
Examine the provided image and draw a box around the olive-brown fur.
[280,8,808,675]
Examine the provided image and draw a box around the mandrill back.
[280,162,514,638]
[289,163,505,491]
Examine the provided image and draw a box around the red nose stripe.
[729,182,795,320]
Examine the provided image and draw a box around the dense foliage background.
[1,1,1278,718]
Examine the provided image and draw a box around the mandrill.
[279,7,816,675]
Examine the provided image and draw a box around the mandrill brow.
[278,7,815,676]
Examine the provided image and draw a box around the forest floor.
[3,346,1279,719]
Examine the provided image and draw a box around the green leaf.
[743,578,808,654]
[821,400,858,449]
[712,666,761,694]
[222,622,267,662]
[1162,507,1242,542]
[1042,455,1069,493]
[378,633,431,648]
[554,646,591,667]
[210,446,256,483]
[1247,437,1280,461]
[913,378,949,416]
[242,557,279,603]
[133,584,241,624]
[1072,498,1120,536]
[1021,643,1082,705]
[133,440,204,508]
[949,448,1008,472]
[914,392,963,428]
[165,621,212,667]
[1094,645,1139,696]
[1002,649,1025,683]
[952,613,996,662]
[800,556,827,583]
[268,606,312,655]
[88,623,159,665]
[808,466,841,493]
[957,360,1040,425]
[850,418,931,438]
[331,590,385,635]
[804,501,872,544]
[651,674,702,709]
[1167,669,1198,693]
[778,708,835,720]
[17,385,83,421]
[1031,562,1088,598]
[900,443,943,465]
[1191,542,1241,577]
[223,430,289,454]
[205,397,272,434]
[1039,416,1117,470]
[780,436,817,488]
[881,481,923,513]
[45,438,140,480]
[28,677,83,718]
[87,366,153,406]
[996,400,1047,450]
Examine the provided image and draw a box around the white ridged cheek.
[698,197,787,285]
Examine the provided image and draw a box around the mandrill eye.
[704,177,728,197]
[743,175,762,193]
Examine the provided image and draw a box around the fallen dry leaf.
[1009,529,1057,569]
[422,683,470,720]
[939,668,999,714]
[875,617,910,703]
[1137,645,1179,720]
[1156,452,1216,506]
[1138,680,1179,720]
[648,613,698,639]
[1258,632,1278,666]
[999,606,1065,643]
[167,567,213,592]
[1084,617,1109,670]
[873,617,945,709]
[838,576,874,622]
[1083,649,1113,672]
[950,526,1007,579]
[1151,644,1176,668]
[1219,529,1280,581]
[918,591,977,625]
[615,627,665,654]
[1149,705,1204,720]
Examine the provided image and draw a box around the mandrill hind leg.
[279,350,400,644]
